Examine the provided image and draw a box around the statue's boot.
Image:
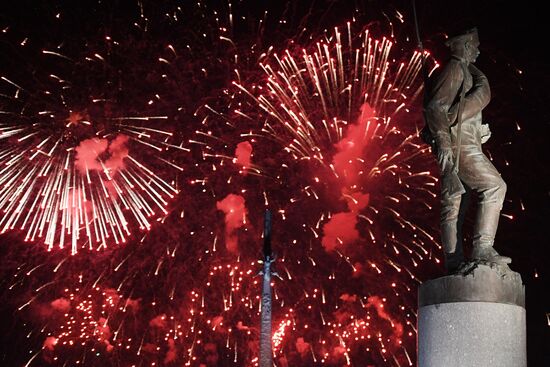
[441,190,468,274]
[444,251,463,274]
[471,245,511,264]
[472,186,510,265]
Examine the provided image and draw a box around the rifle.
[413,0,465,198]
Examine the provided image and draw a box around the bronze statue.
[423,28,511,273]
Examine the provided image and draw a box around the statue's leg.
[455,186,471,261]
[458,148,510,264]
[440,193,463,272]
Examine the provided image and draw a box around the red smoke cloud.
[321,212,359,251]
[50,297,71,312]
[332,103,376,187]
[141,343,158,354]
[216,194,247,253]
[321,103,375,252]
[295,337,310,356]
[75,134,129,175]
[211,315,224,332]
[343,191,370,213]
[124,298,141,311]
[43,336,57,351]
[234,141,253,173]
[236,321,250,331]
[352,262,364,278]
[75,138,108,172]
[366,295,404,343]
[332,345,347,358]
[105,135,129,172]
[321,191,369,251]
[339,293,358,302]
[149,314,168,328]
[164,338,177,364]
[96,317,114,352]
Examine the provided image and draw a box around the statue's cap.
[445,27,478,47]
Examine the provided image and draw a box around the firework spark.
[194,19,441,365]
[0,27,183,254]
[3,2,522,367]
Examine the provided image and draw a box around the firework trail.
[0,2,466,366]
[0,9,184,254]
[193,16,442,365]
[0,3,269,366]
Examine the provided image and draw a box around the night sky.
[0,1,548,366]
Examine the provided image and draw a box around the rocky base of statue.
[417,262,526,367]
[452,258,513,277]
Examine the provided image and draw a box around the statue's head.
[445,27,480,63]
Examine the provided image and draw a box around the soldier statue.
[423,28,511,273]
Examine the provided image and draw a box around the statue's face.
[449,32,480,63]
[464,36,480,63]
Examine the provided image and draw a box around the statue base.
[417,262,526,367]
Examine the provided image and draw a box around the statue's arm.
[460,63,491,120]
[424,61,463,149]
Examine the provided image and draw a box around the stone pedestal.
[417,263,526,367]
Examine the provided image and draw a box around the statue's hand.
[480,123,491,144]
[437,147,455,173]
